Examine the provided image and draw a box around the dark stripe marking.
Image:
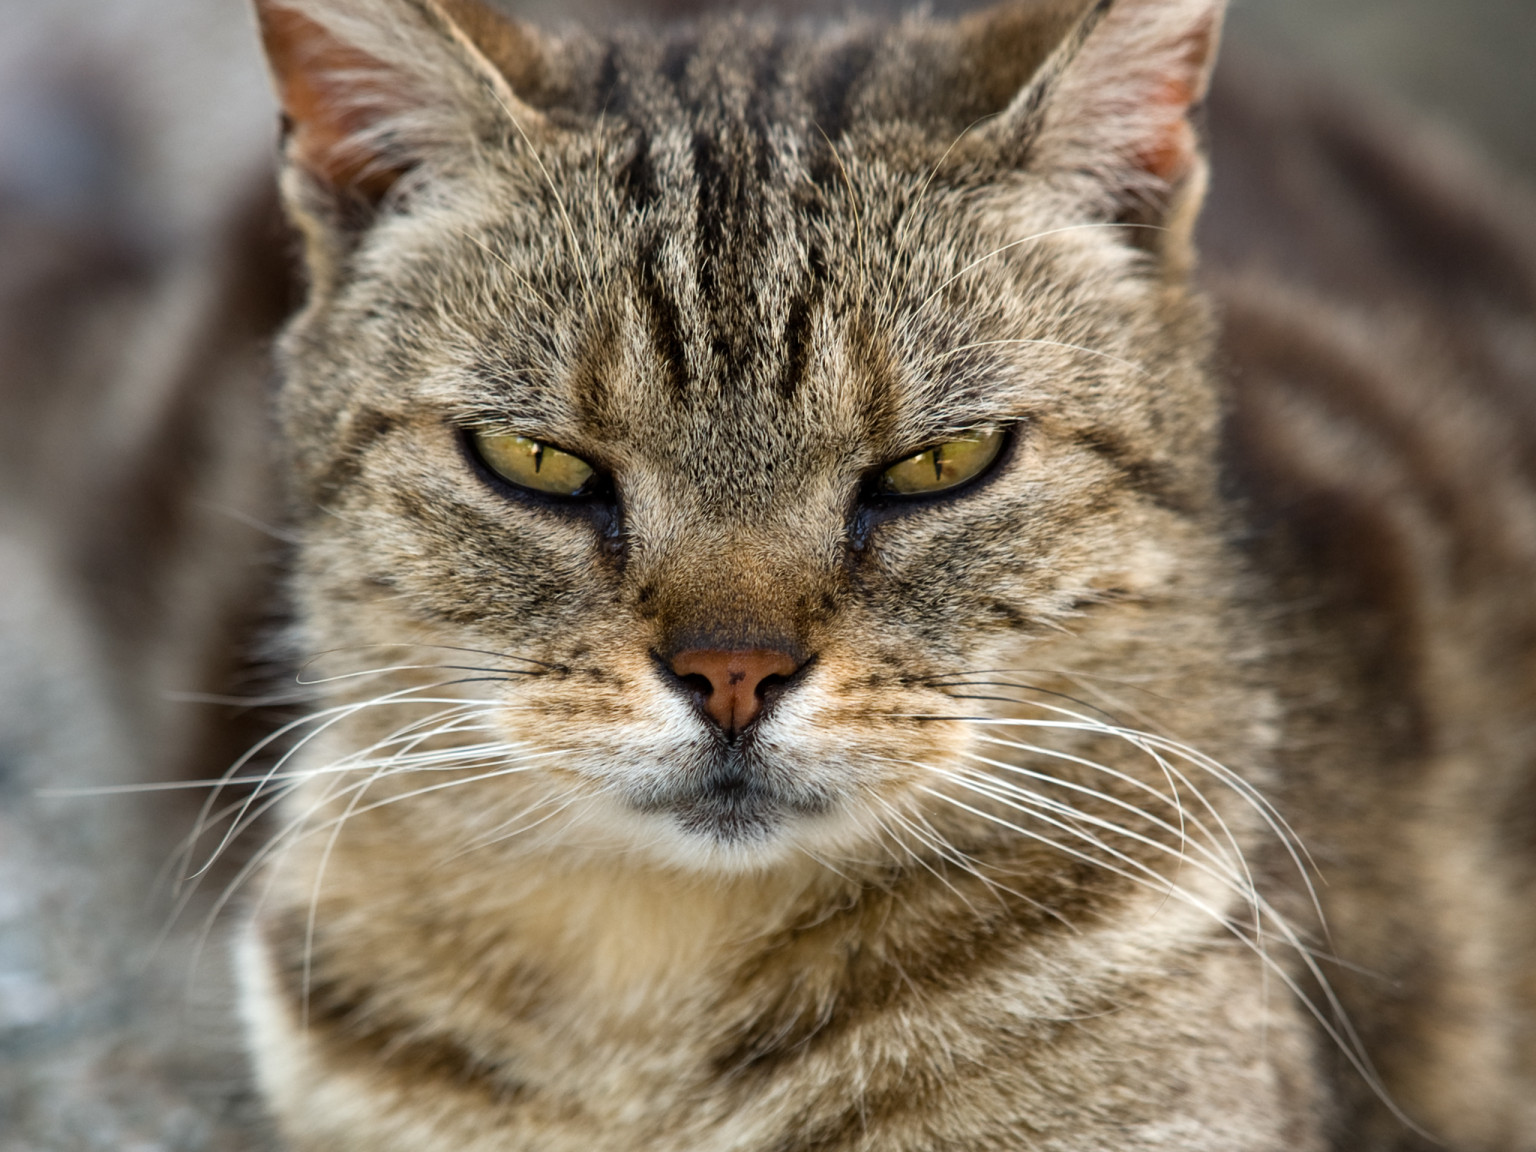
[266,914,529,1104]
[593,43,620,117]
[778,289,818,400]
[691,129,727,301]
[660,33,697,97]
[1072,427,1191,514]
[638,235,690,397]
[747,31,789,183]
[616,127,657,210]
[805,39,876,153]
[312,409,398,504]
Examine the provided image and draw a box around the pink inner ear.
[1129,15,1219,186]
[1135,83,1198,186]
[257,5,409,201]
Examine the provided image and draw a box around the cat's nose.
[668,648,803,737]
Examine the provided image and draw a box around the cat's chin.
[616,753,850,874]
[521,756,870,876]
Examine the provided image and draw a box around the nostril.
[755,673,792,699]
[678,672,713,700]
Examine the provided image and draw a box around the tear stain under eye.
[598,511,627,563]
[847,506,876,555]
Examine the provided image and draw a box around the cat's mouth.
[625,741,837,844]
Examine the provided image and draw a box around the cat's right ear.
[963,0,1226,275]
[253,0,548,284]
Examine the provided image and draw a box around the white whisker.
[868,792,1071,928]
[481,87,596,314]
[934,336,1151,377]
[900,671,1414,1129]
[901,221,1163,340]
[182,686,505,886]
[185,746,569,985]
[884,112,999,306]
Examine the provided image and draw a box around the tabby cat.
[230,0,1536,1148]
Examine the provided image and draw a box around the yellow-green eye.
[473,432,597,497]
[879,428,1005,496]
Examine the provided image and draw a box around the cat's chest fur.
[246,820,1302,1151]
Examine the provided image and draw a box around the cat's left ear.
[253,0,551,287]
[975,0,1226,272]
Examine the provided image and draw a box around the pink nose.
[669,648,801,736]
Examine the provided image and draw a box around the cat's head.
[257,0,1230,872]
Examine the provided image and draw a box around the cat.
[233,0,1536,1148]
[4,0,1532,1147]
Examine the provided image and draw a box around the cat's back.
[1203,50,1536,1146]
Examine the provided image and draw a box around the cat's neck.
[276,827,847,1020]
[472,853,839,1006]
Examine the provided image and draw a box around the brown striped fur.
[65,0,1524,1148]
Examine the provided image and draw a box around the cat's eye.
[472,432,597,497]
[878,428,1005,496]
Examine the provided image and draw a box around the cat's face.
[267,0,1226,871]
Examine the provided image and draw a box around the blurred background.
[1231,0,1536,183]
